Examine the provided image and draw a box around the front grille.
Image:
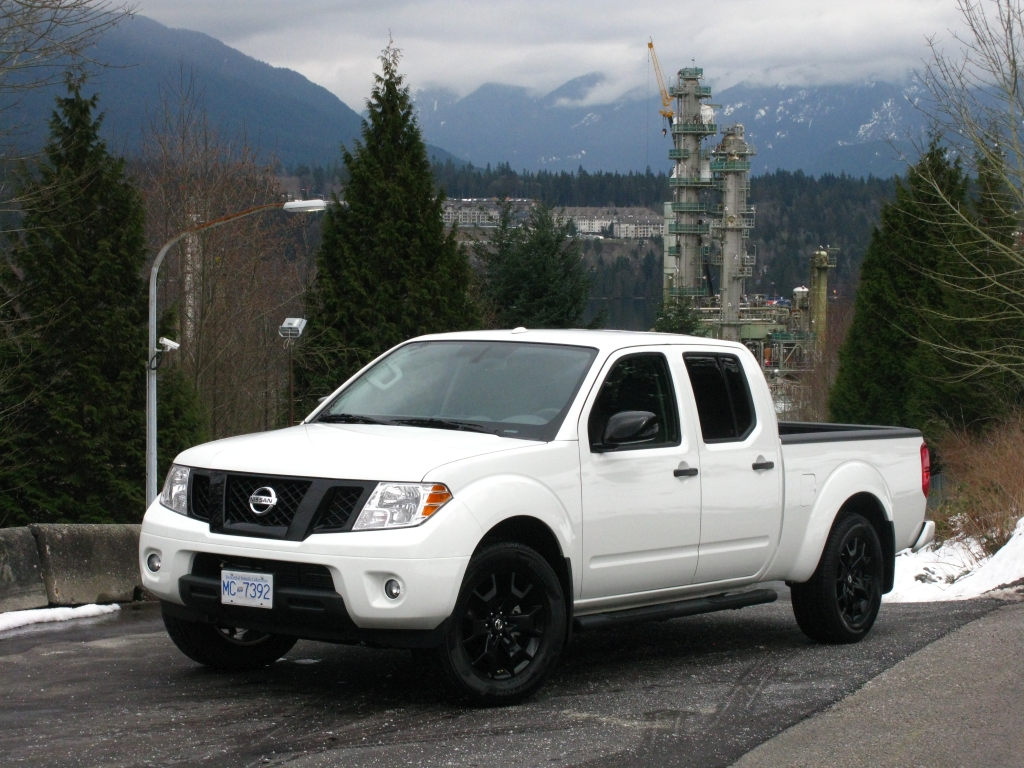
[313,486,367,532]
[192,553,336,592]
[190,474,212,521]
[223,475,311,528]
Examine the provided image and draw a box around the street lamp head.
[279,317,307,339]
[283,199,327,213]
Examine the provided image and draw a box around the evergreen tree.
[0,77,149,525]
[829,144,990,431]
[652,297,707,335]
[300,44,476,399]
[476,201,594,328]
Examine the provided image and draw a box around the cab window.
[683,353,756,442]
[588,353,680,452]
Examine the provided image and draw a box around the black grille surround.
[187,470,375,540]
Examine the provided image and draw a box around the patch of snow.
[886,517,1024,602]
[0,603,121,633]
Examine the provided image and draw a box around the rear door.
[681,350,782,583]
[579,347,703,598]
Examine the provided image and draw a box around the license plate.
[221,570,273,609]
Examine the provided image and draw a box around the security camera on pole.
[278,317,307,427]
[146,199,327,507]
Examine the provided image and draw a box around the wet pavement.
[0,590,1000,767]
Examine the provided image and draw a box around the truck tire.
[163,611,297,671]
[438,542,567,705]
[791,512,884,644]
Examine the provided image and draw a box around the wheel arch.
[476,515,574,640]
[785,461,895,589]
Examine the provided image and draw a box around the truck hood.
[174,423,534,481]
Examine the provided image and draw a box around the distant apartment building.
[556,207,664,239]
[442,198,534,228]
[440,200,663,239]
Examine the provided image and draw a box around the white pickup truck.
[141,329,934,703]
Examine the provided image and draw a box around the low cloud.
[140,0,964,107]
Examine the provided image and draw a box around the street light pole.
[146,200,326,506]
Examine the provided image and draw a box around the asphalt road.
[0,590,1000,768]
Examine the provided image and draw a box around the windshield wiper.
[318,413,390,425]
[391,417,494,434]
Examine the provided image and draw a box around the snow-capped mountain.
[415,75,929,177]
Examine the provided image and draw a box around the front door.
[681,351,782,584]
[579,349,702,599]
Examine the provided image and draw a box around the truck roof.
[411,328,748,356]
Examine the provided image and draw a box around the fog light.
[384,579,401,599]
[147,553,162,573]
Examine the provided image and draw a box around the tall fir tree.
[300,44,476,400]
[475,201,594,329]
[0,76,150,524]
[829,144,992,432]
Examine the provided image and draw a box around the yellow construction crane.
[648,38,674,125]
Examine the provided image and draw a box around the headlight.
[159,465,190,515]
[352,483,452,530]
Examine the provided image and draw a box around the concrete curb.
[0,528,49,612]
[28,524,142,606]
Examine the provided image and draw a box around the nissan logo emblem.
[249,487,278,515]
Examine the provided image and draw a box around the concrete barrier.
[0,527,49,612]
[29,524,142,605]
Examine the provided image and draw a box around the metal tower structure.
[663,67,716,300]
[808,247,838,347]
[710,125,756,341]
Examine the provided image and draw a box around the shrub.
[931,415,1024,557]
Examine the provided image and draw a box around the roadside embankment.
[0,524,142,611]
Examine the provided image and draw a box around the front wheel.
[163,610,297,670]
[791,513,884,644]
[439,542,567,705]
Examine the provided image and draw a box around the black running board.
[573,588,778,631]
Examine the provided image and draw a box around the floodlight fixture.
[279,317,307,340]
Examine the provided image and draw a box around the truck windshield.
[318,341,598,441]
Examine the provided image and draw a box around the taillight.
[921,443,931,498]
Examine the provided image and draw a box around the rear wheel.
[791,513,884,644]
[439,542,566,705]
[163,610,297,670]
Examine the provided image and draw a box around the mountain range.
[2,14,458,168]
[4,15,928,178]
[415,74,929,178]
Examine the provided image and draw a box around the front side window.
[588,353,680,451]
[320,341,597,441]
[684,353,756,443]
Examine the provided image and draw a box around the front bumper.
[140,501,478,631]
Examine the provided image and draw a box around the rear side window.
[683,353,756,442]
[588,353,680,451]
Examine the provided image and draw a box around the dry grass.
[931,415,1024,557]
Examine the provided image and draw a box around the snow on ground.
[886,517,1024,602]
[0,603,120,633]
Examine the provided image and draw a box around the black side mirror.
[598,410,659,450]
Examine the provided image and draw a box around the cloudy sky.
[138,0,964,107]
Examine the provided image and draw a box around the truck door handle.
[674,467,698,477]
[752,461,775,471]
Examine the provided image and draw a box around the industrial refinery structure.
[650,41,836,386]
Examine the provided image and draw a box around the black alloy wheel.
[791,512,884,644]
[836,534,876,628]
[440,542,566,704]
